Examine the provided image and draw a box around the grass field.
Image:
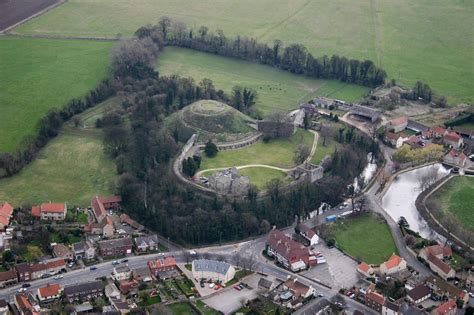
[0,99,119,207]
[200,129,314,170]
[0,36,112,152]
[239,168,289,190]
[13,0,474,104]
[430,176,474,233]
[311,138,339,164]
[167,302,198,315]
[331,213,398,264]
[157,47,368,115]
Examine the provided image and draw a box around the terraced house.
[15,258,65,281]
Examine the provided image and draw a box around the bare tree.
[293,144,311,165]
[319,124,332,146]
[418,167,439,192]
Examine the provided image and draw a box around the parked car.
[90,266,97,271]
[53,275,63,280]
[233,285,242,291]
[41,273,52,279]
[22,283,31,288]
[17,288,27,293]
[112,260,119,265]
[209,283,215,289]
[121,259,128,263]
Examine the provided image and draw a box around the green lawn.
[175,278,195,297]
[0,36,112,152]
[157,47,368,115]
[430,176,474,233]
[238,168,289,190]
[138,295,161,307]
[51,232,82,245]
[200,129,314,170]
[331,213,398,264]
[167,302,198,315]
[311,138,340,164]
[13,0,474,104]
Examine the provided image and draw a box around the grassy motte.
[0,36,112,152]
[331,213,398,264]
[15,0,474,103]
[157,47,368,115]
[200,129,314,170]
[429,176,474,233]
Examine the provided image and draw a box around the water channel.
[381,163,450,240]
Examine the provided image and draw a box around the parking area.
[302,242,359,289]
[201,273,261,314]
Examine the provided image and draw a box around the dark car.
[90,266,97,271]
[22,283,31,288]
[121,259,128,263]
[41,273,52,279]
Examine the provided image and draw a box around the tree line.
[135,17,387,87]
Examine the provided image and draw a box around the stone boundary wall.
[197,133,262,151]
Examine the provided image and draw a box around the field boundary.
[1,0,66,34]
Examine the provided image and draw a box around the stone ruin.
[208,167,250,196]
[289,162,324,183]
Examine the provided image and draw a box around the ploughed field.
[0,36,112,152]
[13,0,474,103]
[0,0,58,31]
[157,47,368,116]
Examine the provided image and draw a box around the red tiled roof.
[0,202,13,226]
[388,116,408,127]
[31,206,41,217]
[148,256,176,270]
[427,254,453,275]
[38,283,61,298]
[383,254,404,270]
[357,262,371,273]
[432,126,447,135]
[385,131,399,141]
[267,228,309,264]
[425,245,452,258]
[100,195,122,204]
[284,278,310,298]
[0,269,17,282]
[366,291,385,305]
[434,299,456,315]
[444,132,461,142]
[91,196,106,220]
[15,293,34,312]
[40,203,66,213]
[53,244,72,258]
[298,223,316,238]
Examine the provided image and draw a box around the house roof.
[384,300,400,312]
[15,293,38,313]
[15,258,65,274]
[446,149,467,162]
[100,195,122,204]
[91,196,106,220]
[350,105,381,120]
[407,285,431,301]
[0,269,17,282]
[258,277,273,290]
[444,132,461,142]
[298,223,316,238]
[64,280,103,295]
[357,262,371,273]
[385,131,400,141]
[148,256,176,270]
[267,228,309,263]
[97,237,133,250]
[40,203,66,213]
[0,202,13,226]
[382,254,404,270]
[426,275,465,299]
[366,291,385,305]
[31,206,41,217]
[427,254,453,275]
[53,244,72,258]
[284,277,310,298]
[434,299,457,315]
[38,283,61,298]
[388,116,408,127]
[134,234,158,247]
[424,245,452,258]
[192,259,231,275]
[432,126,447,135]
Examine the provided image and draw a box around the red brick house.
[432,299,457,315]
[97,237,133,257]
[0,269,18,288]
[365,291,385,313]
[0,202,13,230]
[147,256,177,276]
[91,195,121,223]
[15,258,65,282]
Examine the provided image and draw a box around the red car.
[233,285,242,291]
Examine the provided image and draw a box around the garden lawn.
[0,36,112,152]
[238,168,289,190]
[0,131,117,208]
[138,295,161,307]
[157,47,368,115]
[311,138,340,164]
[167,302,198,315]
[430,176,474,233]
[14,0,474,103]
[200,129,314,170]
[331,213,397,264]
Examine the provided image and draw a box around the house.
[443,132,463,149]
[134,234,159,253]
[357,262,375,277]
[112,265,132,281]
[91,195,121,223]
[192,259,235,283]
[407,285,431,304]
[0,300,9,315]
[64,281,104,302]
[31,203,67,221]
[84,217,114,237]
[37,283,62,303]
[407,120,429,133]
[313,97,334,109]
[97,237,133,257]
[0,269,18,288]
[118,279,138,295]
[425,276,468,305]
[426,254,455,280]
[405,135,424,148]
[14,293,40,315]
[258,277,276,291]
[379,254,407,275]
[147,256,177,278]
[386,116,408,133]
[382,300,401,315]
[132,267,153,283]
[109,297,130,314]
[297,223,319,246]
[365,291,385,313]
[266,228,314,272]
[0,202,14,230]
[443,149,467,167]
[52,243,73,261]
[15,258,65,282]
[74,303,94,314]
[420,245,452,260]
[431,299,457,315]
[384,131,408,148]
[281,277,315,309]
[72,240,96,261]
[431,126,448,138]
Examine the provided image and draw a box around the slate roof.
[407,285,431,301]
[193,259,231,275]
[64,280,103,296]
